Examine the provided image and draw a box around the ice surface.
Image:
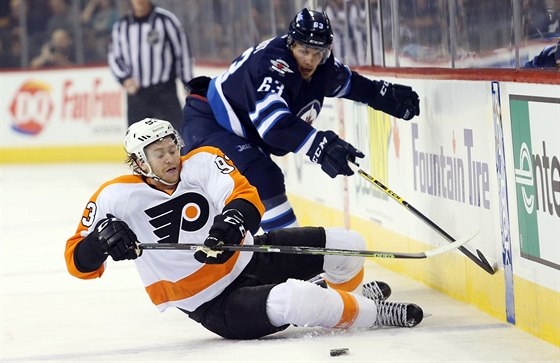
[1,164,558,362]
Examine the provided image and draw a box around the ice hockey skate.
[362,280,392,302]
[307,274,328,288]
[373,301,424,328]
[309,276,392,303]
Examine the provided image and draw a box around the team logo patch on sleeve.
[270,59,294,75]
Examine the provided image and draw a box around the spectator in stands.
[33,0,75,64]
[0,0,21,35]
[0,0,23,68]
[46,0,74,35]
[26,0,50,36]
[81,0,119,63]
[523,0,554,39]
[30,28,74,68]
[82,0,119,30]
[0,31,22,68]
[22,0,51,60]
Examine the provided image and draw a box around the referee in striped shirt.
[108,0,193,129]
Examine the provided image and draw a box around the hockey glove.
[185,75,211,97]
[91,214,141,261]
[371,81,420,120]
[194,209,247,264]
[306,130,365,178]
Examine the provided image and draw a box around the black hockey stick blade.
[139,230,478,259]
[349,161,495,274]
[477,249,494,268]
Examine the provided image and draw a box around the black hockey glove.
[91,214,141,261]
[194,209,247,264]
[371,81,420,120]
[306,130,365,178]
[185,75,211,97]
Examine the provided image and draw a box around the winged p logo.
[145,193,210,243]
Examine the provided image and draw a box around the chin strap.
[137,163,177,187]
[150,175,177,186]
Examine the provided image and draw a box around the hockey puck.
[330,348,349,357]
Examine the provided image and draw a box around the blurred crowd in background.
[1,0,559,70]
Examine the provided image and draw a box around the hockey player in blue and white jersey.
[181,8,420,232]
[523,39,560,69]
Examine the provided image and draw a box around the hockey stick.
[349,161,495,274]
[138,230,478,259]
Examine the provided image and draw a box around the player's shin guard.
[266,279,377,329]
[322,228,366,292]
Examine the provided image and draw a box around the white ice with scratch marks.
[2,164,558,362]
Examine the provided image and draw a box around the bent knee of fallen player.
[251,227,365,286]
[322,228,366,292]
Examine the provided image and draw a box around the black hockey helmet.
[288,8,333,49]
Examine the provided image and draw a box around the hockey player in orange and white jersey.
[65,118,423,339]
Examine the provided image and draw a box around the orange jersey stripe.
[145,251,241,306]
[325,267,364,292]
[64,175,144,279]
[334,290,359,328]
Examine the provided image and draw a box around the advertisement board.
[343,79,499,263]
[509,95,559,269]
[1,68,126,149]
[503,83,560,291]
[1,64,558,345]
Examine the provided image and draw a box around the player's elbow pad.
[73,234,108,273]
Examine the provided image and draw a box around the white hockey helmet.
[124,118,184,180]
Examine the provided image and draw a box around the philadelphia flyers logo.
[145,193,210,243]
